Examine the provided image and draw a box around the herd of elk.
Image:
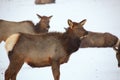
[5,19,88,80]
[0,14,120,80]
[0,14,52,42]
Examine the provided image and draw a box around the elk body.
[0,14,52,42]
[35,0,55,4]
[5,19,88,80]
[80,31,120,67]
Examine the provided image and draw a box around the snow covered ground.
[0,0,120,80]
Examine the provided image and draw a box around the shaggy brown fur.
[5,19,88,80]
[0,14,52,42]
[35,0,55,4]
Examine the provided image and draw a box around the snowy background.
[0,0,120,80]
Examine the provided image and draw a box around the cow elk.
[0,14,52,42]
[5,19,88,80]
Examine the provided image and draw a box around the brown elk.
[79,31,120,67]
[0,14,52,42]
[64,28,120,67]
[79,31,119,48]
[35,0,55,4]
[5,19,88,80]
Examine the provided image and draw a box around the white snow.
[0,0,120,80]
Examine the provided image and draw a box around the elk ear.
[80,19,87,26]
[49,15,53,19]
[68,19,73,29]
[36,14,42,18]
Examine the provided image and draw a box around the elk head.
[67,19,88,39]
[36,14,53,32]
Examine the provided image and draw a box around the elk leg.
[5,61,24,80]
[51,60,60,80]
[5,55,24,80]
[11,62,24,80]
[5,65,12,80]
[116,52,120,67]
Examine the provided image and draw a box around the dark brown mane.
[61,28,81,54]
[37,28,81,54]
[34,23,41,33]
